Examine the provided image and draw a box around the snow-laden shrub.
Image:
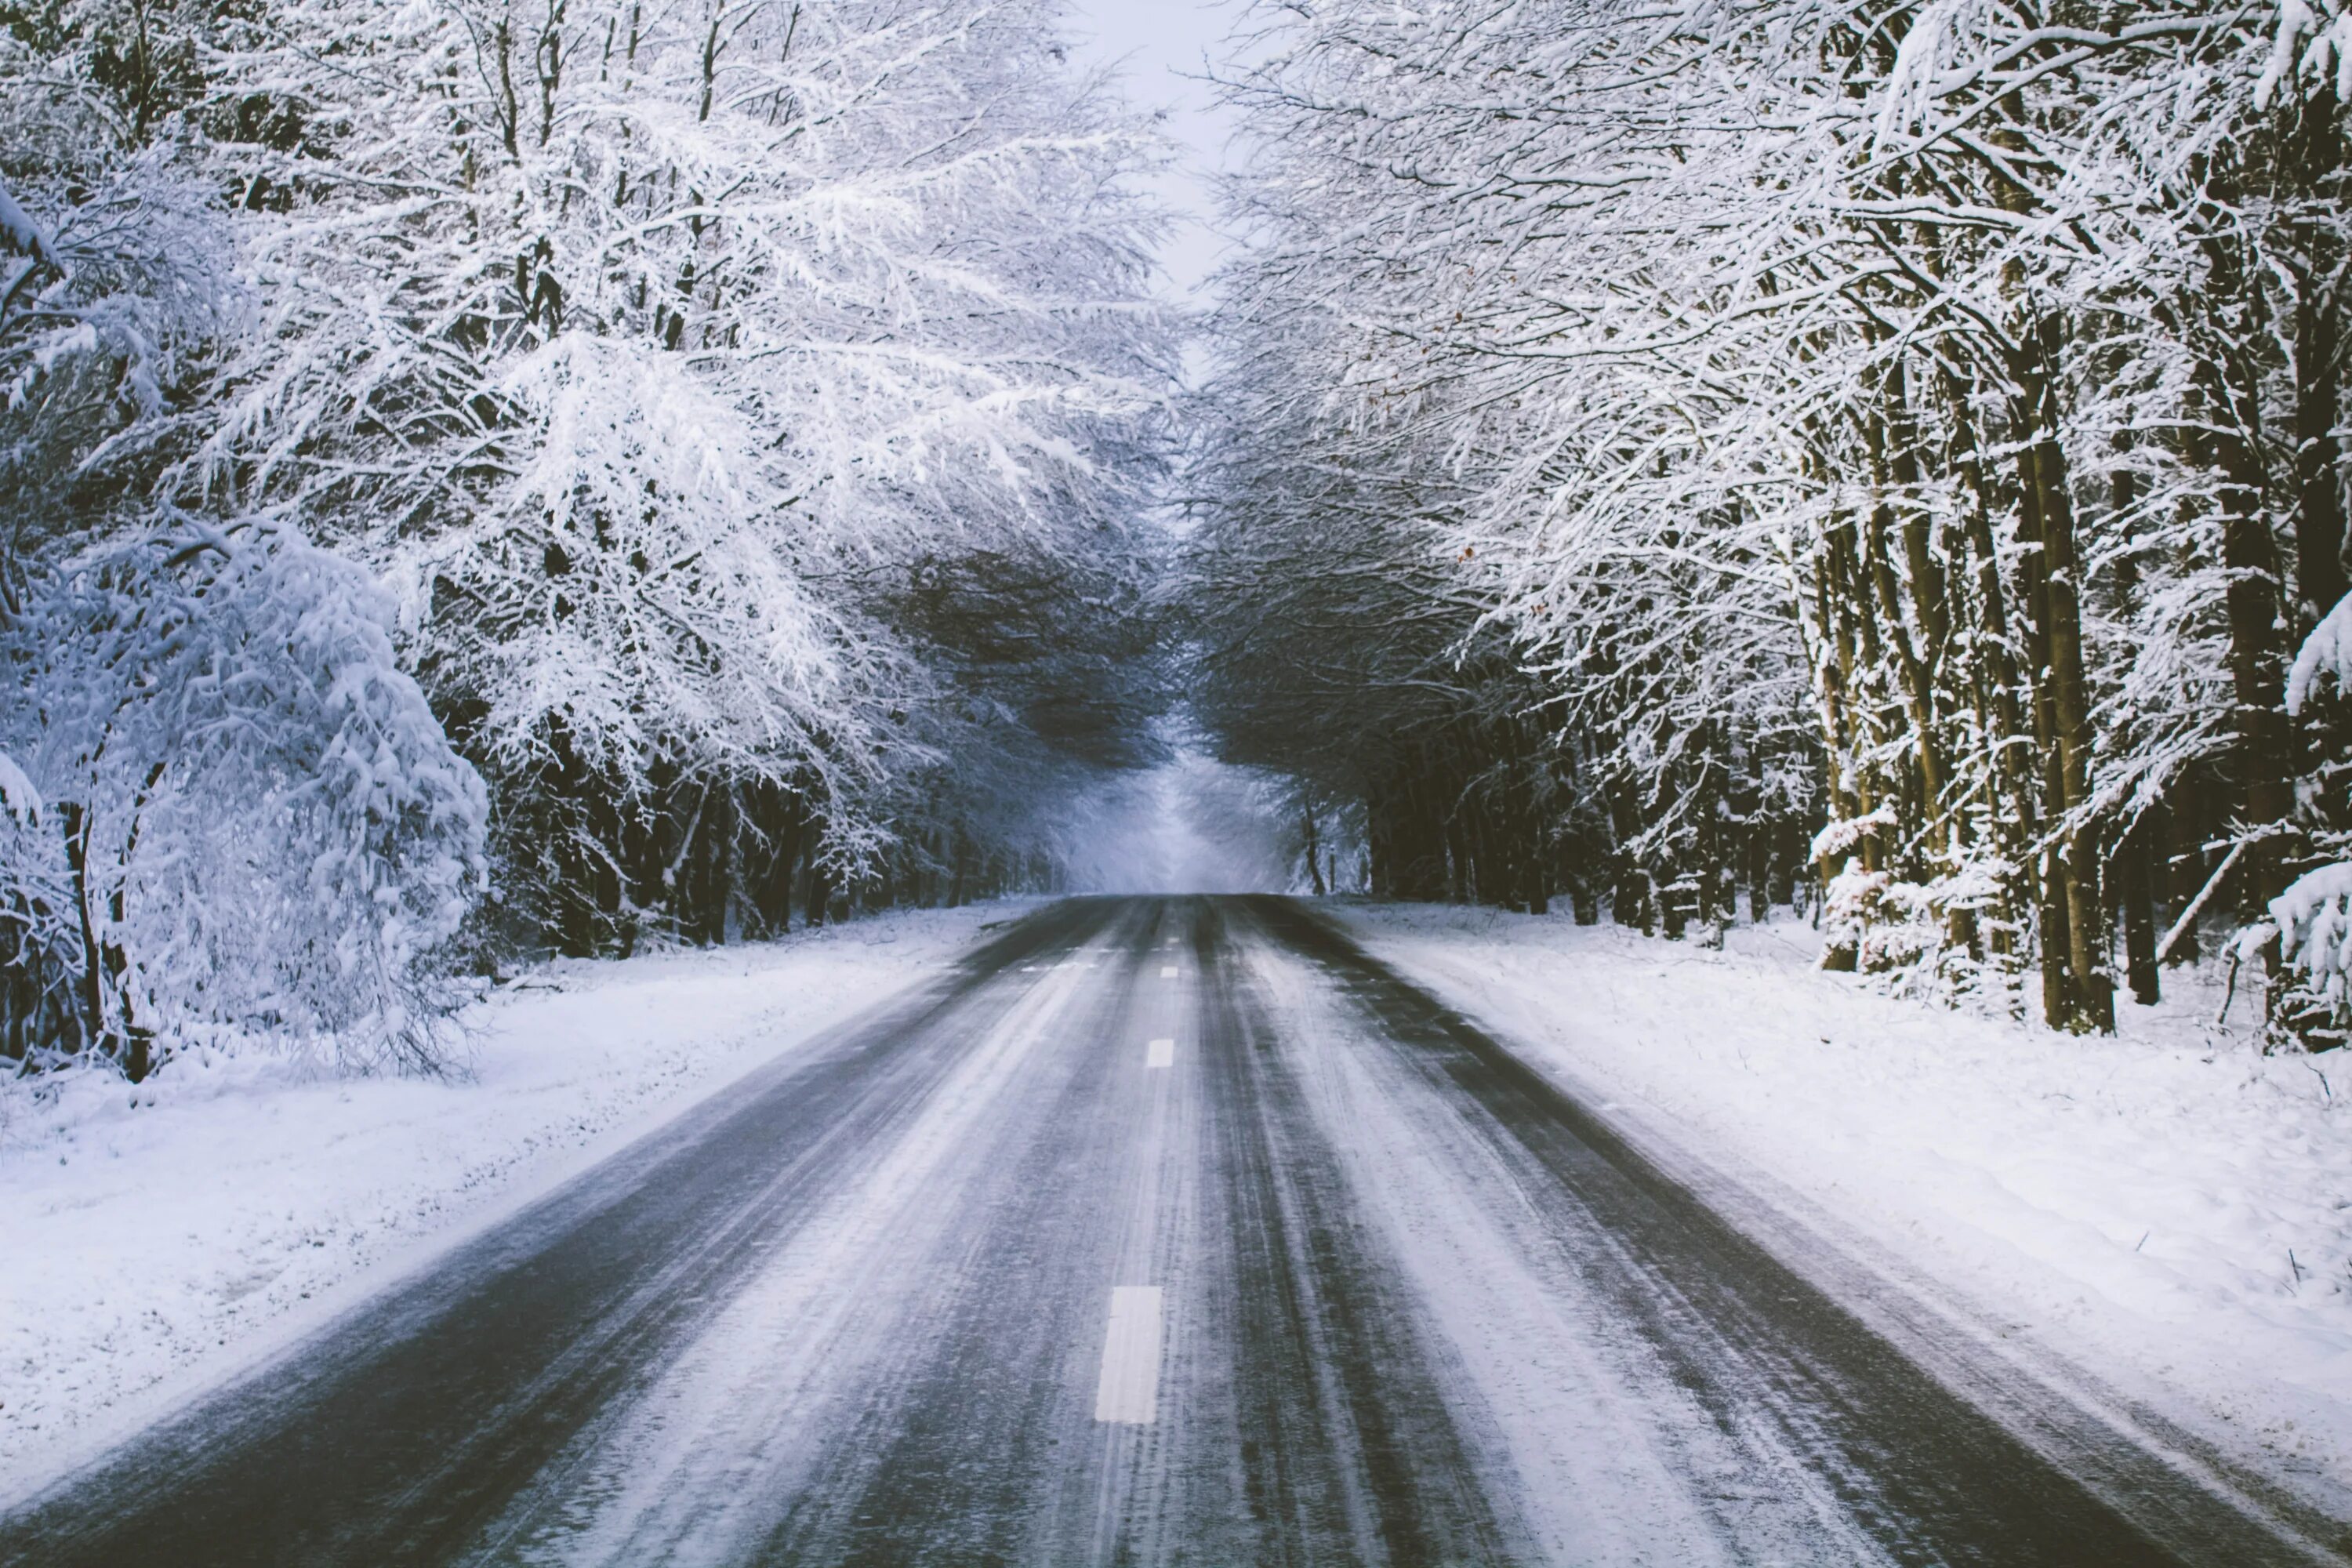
[1,522,488,1076]
[2270,862,2352,1049]
[2290,591,2352,717]
[2270,593,2352,1048]
[1820,867,1938,971]
[1816,847,2017,1009]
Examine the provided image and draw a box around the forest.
[1191,0,2352,1044]
[6,0,2352,1083]
[0,0,1178,1075]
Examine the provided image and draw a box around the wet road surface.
[3,896,2341,1565]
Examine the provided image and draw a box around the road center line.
[1092,1286,1163,1424]
[1145,1038,1174,1069]
[1160,965,1178,978]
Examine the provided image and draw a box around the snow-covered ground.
[1341,901,2352,1515]
[0,902,1016,1493]
[13,891,2350,1530]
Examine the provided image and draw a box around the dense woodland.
[9,0,2352,1081]
[1190,0,2352,1045]
[0,0,1178,1075]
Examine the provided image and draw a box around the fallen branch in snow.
[2158,840,2246,965]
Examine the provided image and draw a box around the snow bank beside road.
[0,903,1012,1490]
[1341,902,2352,1510]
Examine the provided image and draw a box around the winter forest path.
[1,898,2339,1566]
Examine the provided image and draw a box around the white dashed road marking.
[1146,1038,1174,1069]
[1092,1287,1163,1424]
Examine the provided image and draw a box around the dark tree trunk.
[1366,790,1393,898]
[2288,85,2349,627]
[804,818,830,928]
[60,802,107,1060]
[2017,318,2114,1032]
[702,786,733,945]
[767,790,800,936]
[2164,788,2207,964]
[2118,815,2161,1007]
[2012,485,2074,1028]
[2205,361,2299,916]
[2295,280,2347,625]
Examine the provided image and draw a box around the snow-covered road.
[2,898,2336,1565]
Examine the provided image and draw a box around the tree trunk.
[2205,360,2299,916]
[804,818,829,928]
[1367,789,1392,898]
[2295,275,2347,626]
[2165,788,2206,964]
[2289,88,2350,627]
[2117,815,2161,1006]
[60,802,108,1059]
[2024,413,2114,1032]
[2013,323,2109,1030]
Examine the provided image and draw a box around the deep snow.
[0,902,1016,1497]
[1340,901,2352,1519]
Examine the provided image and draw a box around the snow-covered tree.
[2,0,1178,1075]
[186,0,1179,949]
[3,522,488,1076]
[1196,0,2352,1040]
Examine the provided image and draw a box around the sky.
[1063,0,1245,299]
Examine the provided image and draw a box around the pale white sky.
[1064,0,1244,299]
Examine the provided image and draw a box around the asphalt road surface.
[5,897,2343,1566]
